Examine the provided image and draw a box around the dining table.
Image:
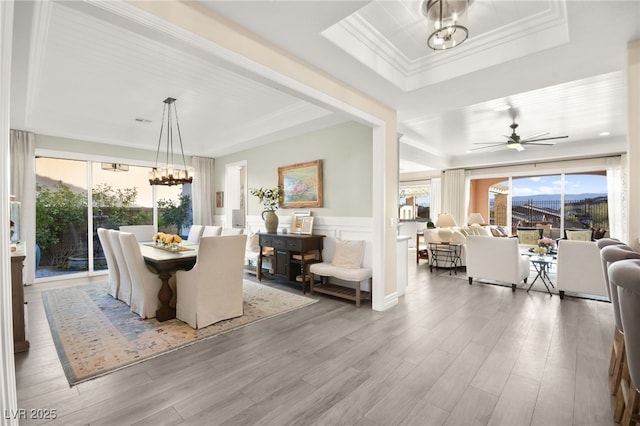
[140,242,198,321]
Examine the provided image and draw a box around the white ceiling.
[10,1,640,172]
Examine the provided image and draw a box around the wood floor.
[15,256,617,425]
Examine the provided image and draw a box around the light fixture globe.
[422,0,469,51]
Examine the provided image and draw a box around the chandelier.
[421,0,469,51]
[148,97,193,186]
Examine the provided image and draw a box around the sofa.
[465,235,530,292]
[556,239,608,299]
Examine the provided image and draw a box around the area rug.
[42,280,317,386]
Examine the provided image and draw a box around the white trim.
[1,1,18,422]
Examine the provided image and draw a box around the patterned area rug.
[42,280,317,386]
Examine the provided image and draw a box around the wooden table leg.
[156,271,176,321]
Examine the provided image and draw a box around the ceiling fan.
[470,122,568,152]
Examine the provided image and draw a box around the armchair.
[176,235,247,329]
[556,239,607,299]
[465,235,530,292]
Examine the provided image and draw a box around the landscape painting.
[278,160,323,208]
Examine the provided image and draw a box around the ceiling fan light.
[422,0,469,51]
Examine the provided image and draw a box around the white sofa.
[556,239,608,299]
[465,235,530,292]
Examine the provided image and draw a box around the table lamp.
[467,213,485,226]
[435,213,457,242]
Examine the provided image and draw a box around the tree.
[92,183,149,225]
[36,182,87,259]
[157,193,191,235]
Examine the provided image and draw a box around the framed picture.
[216,191,224,208]
[301,216,315,235]
[291,211,311,233]
[278,160,323,208]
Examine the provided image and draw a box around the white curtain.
[430,177,442,222]
[191,156,214,226]
[607,156,627,243]
[442,169,468,227]
[10,130,36,285]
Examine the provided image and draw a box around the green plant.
[157,193,191,233]
[250,186,281,210]
[92,183,149,225]
[36,182,87,252]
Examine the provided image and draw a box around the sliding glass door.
[36,156,192,281]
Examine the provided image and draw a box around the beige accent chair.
[118,232,163,319]
[119,224,155,242]
[201,225,222,237]
[556,239,608,299]
[97,228,119,299]
[176,235,247,329]
[186,225,204,243]
[465,235,530,292]
[108,229,132,305]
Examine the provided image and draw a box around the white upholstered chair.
[465,235,530,292]
[556,239,608,299]
[118,232,163,319]
[97,228,119,299]
[187,225,205,243]
[201,225,222,237]
[221,227,243,236]
[176,235,247,329]
[108,229,132,305]
[119,224,155,242]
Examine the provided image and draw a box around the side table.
[528,256,556,296]
[428,242,462,275]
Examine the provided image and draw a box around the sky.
[506,174,608,197]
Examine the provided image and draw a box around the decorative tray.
[148,244,194,253]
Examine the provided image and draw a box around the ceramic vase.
[262,210,279,233]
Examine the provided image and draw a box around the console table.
[257,233,324,293]
[11,251,29,353]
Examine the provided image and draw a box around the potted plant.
[250,186,282,233]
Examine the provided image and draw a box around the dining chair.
[108,229,132,305]
[97,228,119,299]
[176,235,247,329]
[201,225,222,237]
[118,232,164,319]
[221,227,243,236]
[187,225,205,243]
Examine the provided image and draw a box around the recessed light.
[493,105,511,112]
[134,118,152,124]
[599,131,610,136]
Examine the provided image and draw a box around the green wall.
[215,121,373,217]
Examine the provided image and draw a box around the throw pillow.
[332,239,365,269]
[517,229,540,245]
[450,230,466,243]
[566,230,592,241]
[246,232,260,252]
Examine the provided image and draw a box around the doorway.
[225,161,247,229]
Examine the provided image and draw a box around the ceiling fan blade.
[473,141,507,145]
[524,135,568,142]
[521,132,549,141]
[468,143,505,151]
[521,142,556,146]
